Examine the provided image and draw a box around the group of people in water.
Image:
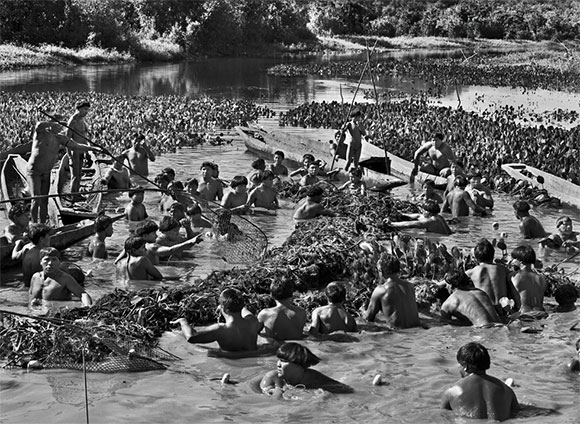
[3,96,579,421]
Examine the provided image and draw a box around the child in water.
[309,281,358,334]
[539,216,580,250]
[115,236,162,281]
[125,187,148,221]
[260,342,353,395]
[338,167,366,196]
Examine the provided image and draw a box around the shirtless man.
[4,202,31,243]
[101,156,131,190]
[442,175,487,217]
[172,287,262,352]
[362,253,420,328]
[466,173,494,209]
[441,270,502,327]
[115,236,162,281]
[86,215,114,260]
[221,176,249,214]
[29,248,92,306]
[134,220,200,265]
[340,108,366,172]
[513,200,547,239]
[198,161,223,202]
[258,279,307,341]
[67,100,91,195]
[298,163,320,187]
[309,281,357,334]
[269,150,289,177]
[388,200,452,235]
[247,170,279,210]
[120,133,155,178]
[28,118,100,223]
[12,223,52,287]
[247,158,266,189]
[412,132,455,177]
[293,186,334,220]
[442,342,519,421]
[466,239,521,314]
[510,245,546,313]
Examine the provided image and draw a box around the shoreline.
[1,36,576,72]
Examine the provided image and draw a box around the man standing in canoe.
[67,100,91,199]
[412,133,456,178]
[340,108,366,172]
[27,116,101,224]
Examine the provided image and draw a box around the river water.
[1,53,579,423]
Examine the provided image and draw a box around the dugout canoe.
[236,126,406,192]
[51,152,105,225]
[501,162,580,210]
[0,141,32,162]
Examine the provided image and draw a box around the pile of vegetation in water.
[2,189,579,371]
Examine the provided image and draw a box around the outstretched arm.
[171,318,222,344]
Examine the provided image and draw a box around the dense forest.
[1,0,579,57]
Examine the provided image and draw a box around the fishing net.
[0,312,179,373]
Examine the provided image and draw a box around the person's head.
[511,245,536,266]
[350,108,362,122]
[276,342,320,380]
[162,167,176,182]
[186,178,199,194]
[307,163,319,177]
[349,167,363,182]
[128,187,144,204]
[260,170,275,185]
[168,202,185,221]
[168,180,184,192]
[124,235,146,256]
[474,238,494,263]
[134,220,159,242]
[556,216,573,237]
[159,216,180,235]
[94,215,113,236]
[377,253,400,277]
[273,150,285,164]
[28,223,52,245]
[433,132,444,148]
[75,100,90,116]
[469,173,482,185]
[454,174,468,189]
[251,158,266,171]
[113,155,124,170]
[302,154,315,168]
[422,199,441,215]
[306,185,324,202]
[513,200,530,218]
[456,342,490,375]
[325,281,346,304]
[60,262,85,286]
[8,202,31,226]
[270,279,294,301]
[132,132,145,146]
[218,287,245,314]
[230,175,248,192]
[449,163,458,175]
[445,269,473,290]
[423,179,435,192]
[200,161,214,179]
[554,283,578,307]
[39,247,62,275]
[186,204,203,219]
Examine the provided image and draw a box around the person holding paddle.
[66,100,91,198]
[339,108,366,172]
[28,116,101,223]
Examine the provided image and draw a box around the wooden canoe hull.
[501,162,580,209]
[236,126,405,190]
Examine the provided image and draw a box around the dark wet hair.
[276,342,320,368]
[61,262,85,286]
[445,269,472,290]
[302,154,315,162]
[350,108,361,118]
[349,167,362,177]
[40,247,61,261]
[454,175,468,188]
[159,216,180,232]
[251,158,266,170]
[270,279,294,301]
[94,215,113,233]
[219,287,245,313]
[261,170,275,181]
[8,202,30,221]
[28,223,52,244]
[423,179,435,187]
[325,281,346,303]
[230,175,248,188]
[474,238,494,263]
[186,178,199,188]
[422,199,440,214]
[274,150,285,159]
[134,220,159,237]
[307,185,324,198]
[124,236,145,255]
[169,181,184,191]
[76,100,90,109]
[162,167,175,176]
[434,132,444,141]
[128,186,144,197]
[554,284,579,306]
[513,200,530,213]
[200,161,217,170]
[511,245,536,265]
[186,204,202,216]
[378,253,400,275]
[456,342,490,373]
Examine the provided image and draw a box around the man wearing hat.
[67,100,91,197]
[28,116,100,223]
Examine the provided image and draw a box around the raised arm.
[413,142,433,164]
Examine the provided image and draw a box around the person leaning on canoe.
[412,132,456,178]
[28,115,102,224]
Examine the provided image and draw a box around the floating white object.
[372,374,382,386]
[27,360,42,370]
[492,222,499,230]
[505,377,514,387]
[221,373,230,384]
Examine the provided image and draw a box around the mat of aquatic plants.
[1,189,578,370]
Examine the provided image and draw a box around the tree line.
[0,0,578,57]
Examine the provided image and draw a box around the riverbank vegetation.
[1,0,580,70]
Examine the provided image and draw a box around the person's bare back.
[310,304,357,334]
[467,263,513,305]
[258,302,307,341]
[441,288,501,327]
[363,276,420,328]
